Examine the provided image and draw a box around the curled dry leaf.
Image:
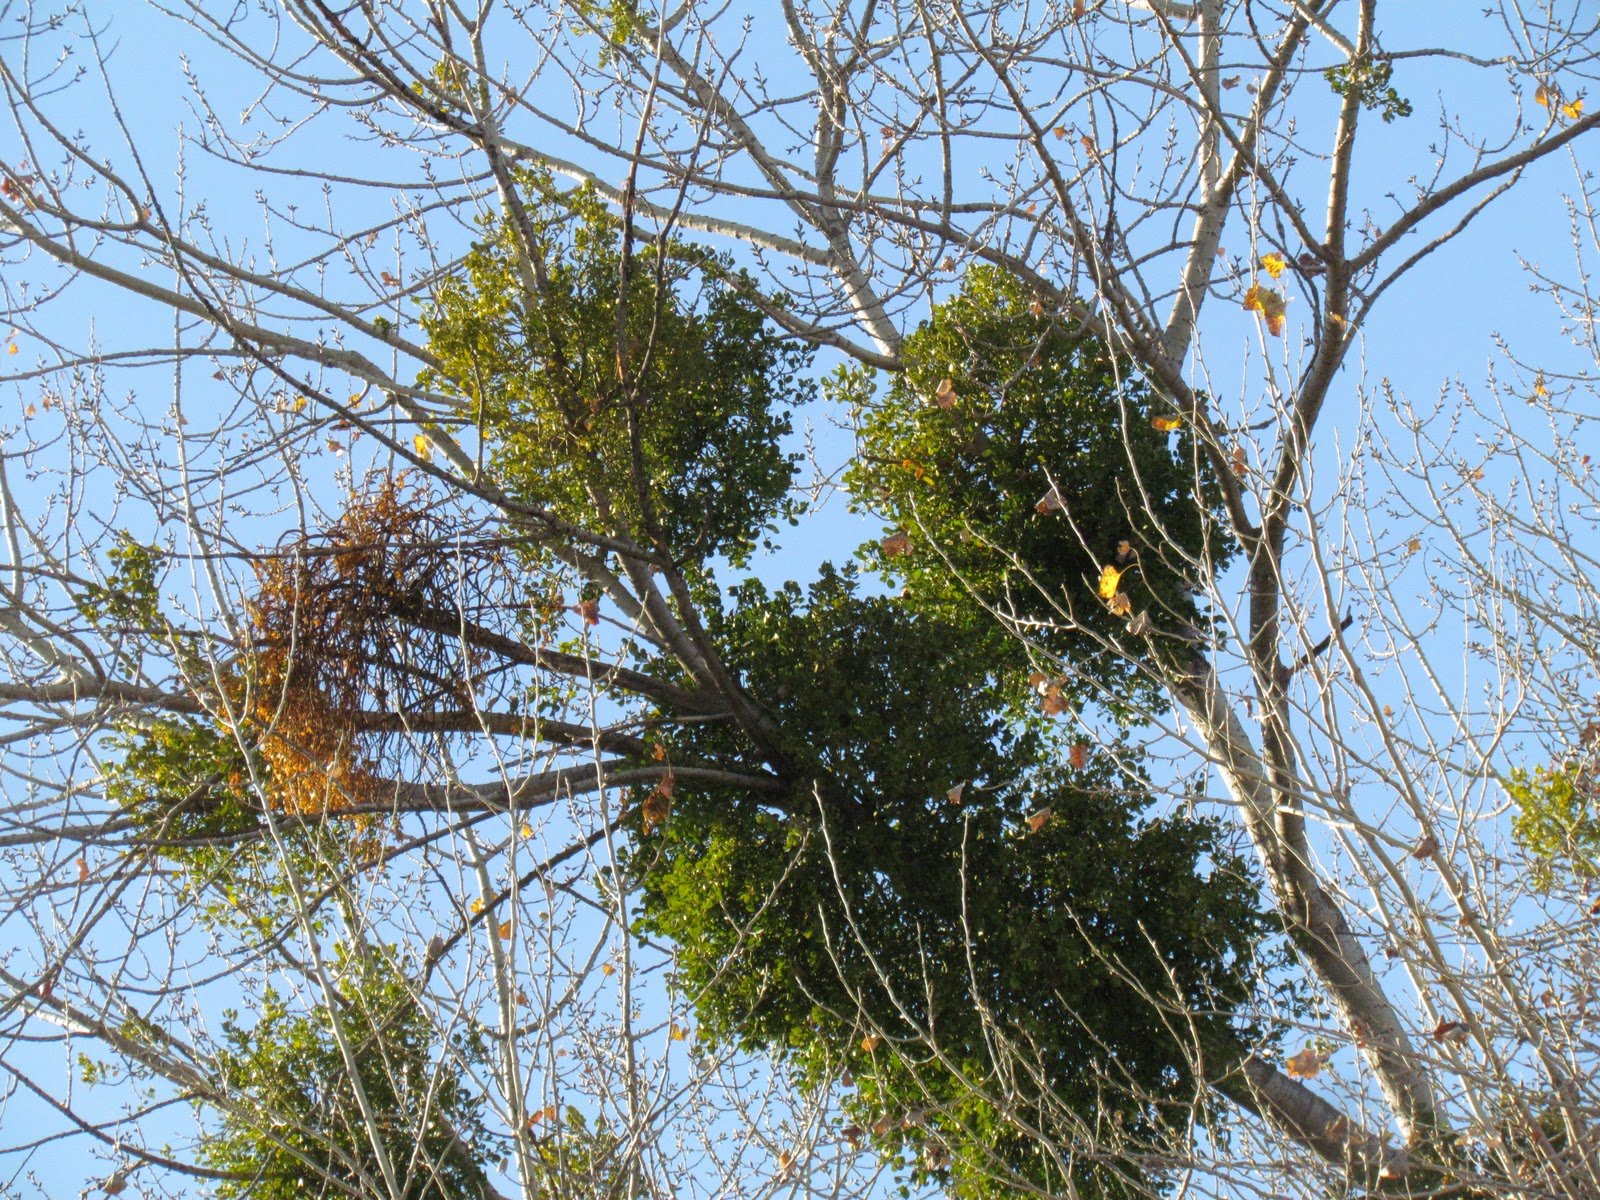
[575,598,601,625]
[1243,282,1286,334]
[1028,297,1044,315]
[860,1034,882,1052]
[1107,592,1132,616]
[932,377,958,408]
[1026,807,1053,834]
[1411,834,1439,859]
[946,781,967,804]
[1126,610,1152,636]
[1150,414,1182,432]
[1430,1018,1467,1043]
[1068,742,1088,770]
[1284,1047,1322,1079]
[880,531,913,558]
[1035,486,1066,514]
[1116,539,1133,561]
[495,919,513,940]
[642,790,671,835]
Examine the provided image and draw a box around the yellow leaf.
[1261,253,1287,279]
[414,433,433,461]
[291,395,309,413]
[1097,564,1126,600]
[5,342,16,355]
[670,1023,688,1041]
[1243,283,1286,335]
[519,822,533,839]
[1150,414,1182,432]
[1534,373,1549,398]
[860,1034,882,1052]
[470,898,485,915]
[1562,97,1584,121]
[602,962,616,976]
[495,919,513,939]
[1285,1047,1322,1080]
[1536,83,1552,108]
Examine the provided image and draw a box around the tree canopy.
[3,5,1600,1200]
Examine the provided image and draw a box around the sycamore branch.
[1165,643,1439,1141]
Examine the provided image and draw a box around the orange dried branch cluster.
[244,478,511,818]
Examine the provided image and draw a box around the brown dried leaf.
[1035,486,1066,515]
[880,531,913,558]
[1284,1047,1322,1079]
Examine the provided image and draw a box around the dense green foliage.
[414,206,1270,1197]
[421,178,812,572]
[636,569,1267,1200]
[105,717,261,848]
[200,947,495,1200]
[846,267,1232,717]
